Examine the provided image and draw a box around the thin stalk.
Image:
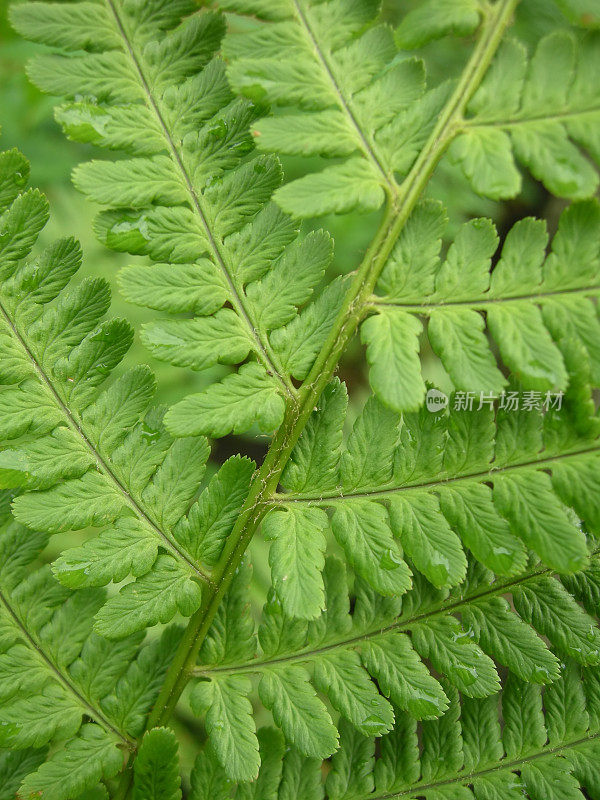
[145,0,520,735]
[374,731,600,800]
[273,445,600,504]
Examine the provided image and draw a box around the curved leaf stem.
[375,731,600,800]
[272,445,600,504]
[142,0,520,733]
[372,285,600,310]
[112,1,520,795]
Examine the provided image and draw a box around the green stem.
[144,0,520,734]
[273,445,600,504]
[372,285,600,312]
[113,2,520,795]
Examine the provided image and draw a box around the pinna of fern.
[0,493,182,800]
[0,146,260,640]
[265,379,600,621]
[364,198,600,412]
[9,0,354,443]
[187,548,600,780]
[187,383,600,779]
[125,660,600,800]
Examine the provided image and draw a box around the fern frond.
[10,3,600,794]
[222,0,600,216]
[9,0,352,439]
[451,30,600,199]
[189,662,600,800]
[0,149,258,638]
[222,0,441,217]
[264,379,598,621]
[0,503,181,799]
[364,199,600,411]
[189,540,600,775]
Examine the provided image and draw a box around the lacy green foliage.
[366,199,600,411]
[0,500,181,800]
[223,0,600,216]
[190,474,600,776]
[0,149,257,639]
[265,380,599,621]
[5,0,600,797]
[223,0,445,217]
[450,30,600,199]
[139,664,600,800]
[9,0,354,441]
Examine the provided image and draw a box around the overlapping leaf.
[451,30,600,199]
[0,507,180,800]
[11,0,351,438]
[200,663,600,800]
[266,379,599,620]
[366,198,600,411]
[0,149,258,638]
[190,547,600,782]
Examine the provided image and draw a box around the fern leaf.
[94,555,204,640]
[188,663,600,800]
[396,0,483,49]
[191,674,259,783]
[451,31,600,199]
[0,749,47,800]
[368,199,600,410]
[258,666,339,760]
[11,0,348,438]
[0,149,259,637]
[223,0,437,217]
[166,363,286,439]
[9,2,600,794]
[133,728,182,800]
[19,725,124,800]
[263,506,327,620]
[0,506,179,799]
[189,532,600,773]
[267,382,597,621]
